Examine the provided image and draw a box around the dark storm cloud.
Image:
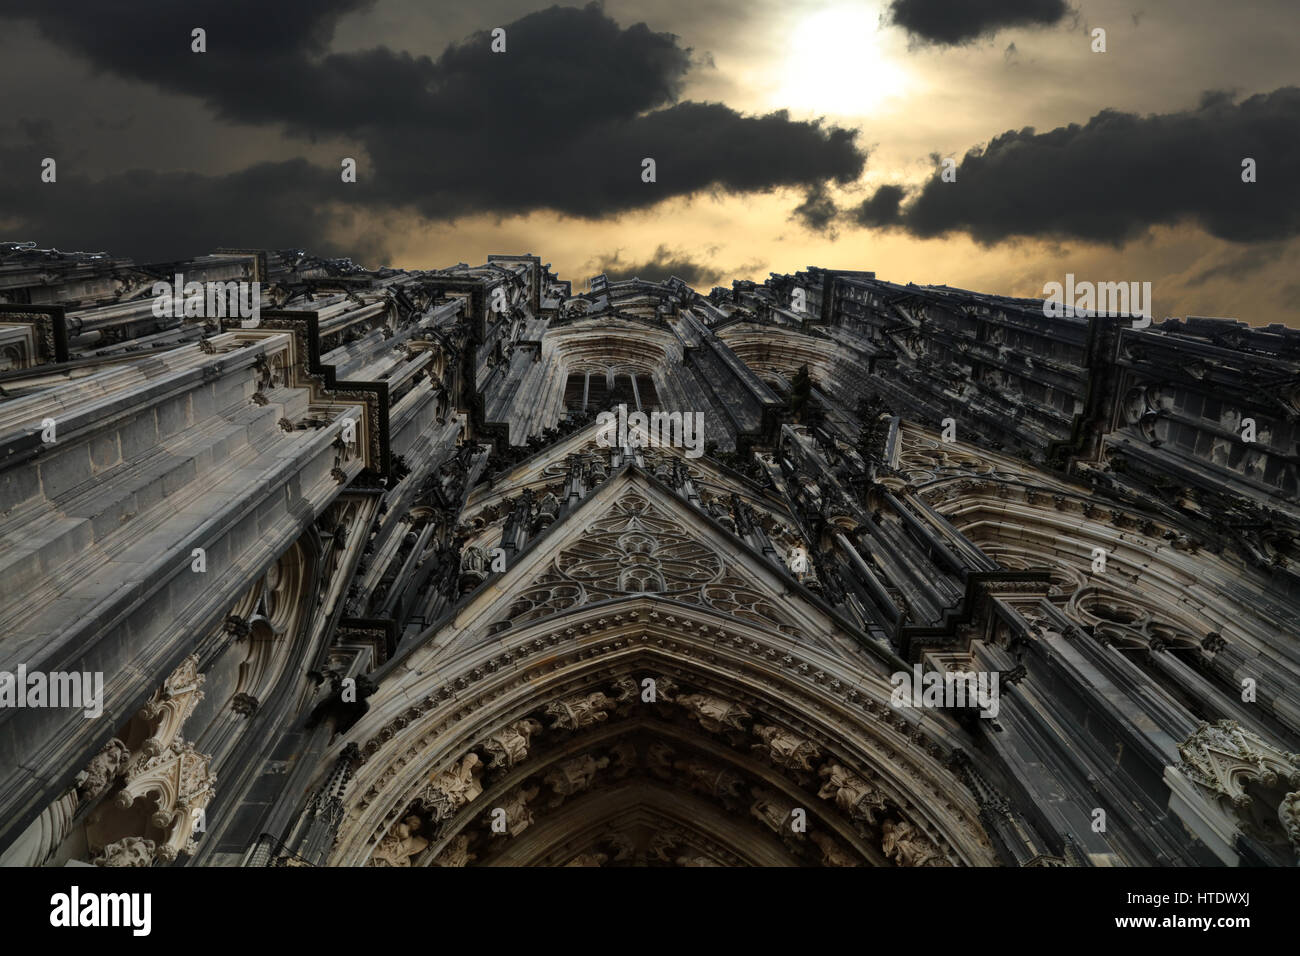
[866,88,1300,245]
[0,1,865,259]
[888,0,1069,45]
[590,245,725,287]
[0,120,376,261]
[848,184,906,227]
[790,184,839,235]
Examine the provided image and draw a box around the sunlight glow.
[773,5,909,117]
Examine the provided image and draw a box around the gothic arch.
[327,581,998,867]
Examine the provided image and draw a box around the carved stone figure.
[818,762,889,826]
[534,492,560,530]
[674,757,745,803]
[811,831,860,867]
[370,814,429,867]
[646,742,675,779]
[1279,791,1300,852]
[649,829,686,863]
[752,724,821,771]
[881,819,948,867]
[76,738,131,802]
[459,545,489,592]
[676,693,749,733]
[432,834,476,867]
[608,740,637,778]
[493,784,540,837]
[93,837,157,867]
[750,788,798,836]
[545,753,610,806]
[480,718,543,771]
[545,691,617,730]
[424,753,483,820]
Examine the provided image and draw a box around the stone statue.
[881,819,948,867]
[76,738,131,802]
[811,831,860,867]
[459,545,489,592]
[676,692,750,733]
[674,757,745,803]
[752,724,821,771]
[494,784,540,837]
[608,740,637,778]
[534,492,560,530]
[544,753,610,806]
[424,753,483,821]
[646,742,675,779]
[817,762,889,826]
[545,691,617,730]
[750,788,797,836]
[481,718,543,771]
[433,834,477,867]
[370,814,429,867]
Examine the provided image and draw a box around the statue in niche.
[811,831,860,867]
[646,742,675,779]
[459,545,489,591]
[432,834,476,868]
[370,815,429,867]
[481,718,543,771]
[750,788,797,836]
[676,692,749,733]
[881,819,948,867]
[674,757,745,804]
[706,498,735,532]
[93,837,157,868]
[545,753,610,806]
[534,492,560,531]
[817,762,889,827]
[752,724,821,771]
[545,691,617,730]
[424,753,483,821]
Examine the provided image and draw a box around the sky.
[1,0,1298,324]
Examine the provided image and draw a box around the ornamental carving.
[93,837,157,868]
[433,834,476,867]
[881,820,949,867]
[422,753,484,820]
[544,754,610,807]
[811,831,861,867]
[492,784,541,837]
[136,653,206,757]
[497,491,810,641]
[370,814,429,867]
[818,763,889,827]
[76,738,130,802]
[1176,720,1300,810]
[752,724,821,771]
[109,738,215,862]
[480,718,543,770]
[673,757,746,804]
[676,693,750,733]
[545,691,617,730]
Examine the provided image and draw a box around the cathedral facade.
[0,243,1297,867]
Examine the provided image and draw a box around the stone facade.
[1,244,1297,866]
